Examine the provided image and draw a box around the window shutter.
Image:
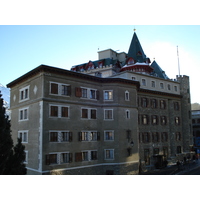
[69,153,73,163]
[69,132,72,142]
[96,90,100,100]
[67,86,71,96]
[46,155,50,165]
[97,132,100,141]
[75,152,82,162]
[78,132,82,141]
[75,87,82,97]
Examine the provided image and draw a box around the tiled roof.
[150,60,169,79]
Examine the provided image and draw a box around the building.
[7,30,193,175]
[192,110,200,154]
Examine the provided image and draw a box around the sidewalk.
[140,160,200,175]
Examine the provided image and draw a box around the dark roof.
[7,64,140,88]
[127,32,147,63]
[150,60,169,79]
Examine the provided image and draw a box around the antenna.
[177,46,181,76]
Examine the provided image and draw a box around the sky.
[1,25,200,103]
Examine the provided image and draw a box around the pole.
[177,46,181,76]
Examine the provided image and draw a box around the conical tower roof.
[151,60,169,79]
[127,32,146,63]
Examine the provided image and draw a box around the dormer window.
[127,58,134,65]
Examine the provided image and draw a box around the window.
[18,131,28,143]
[82,88,87,98]
[151,115,158,125]
[61,107,68,117]
[49,131,72,142]
[24,151,28,164]
[82,151,89,161]
[46,152,72,165]
[60,153,71,164]
[174,86,178,92]
[177,146,182,154]
[141,79,146,86]
[174,102,179,110]
[175,117,180,125]
[151,99,157,108]
[151,81,156,88]
[104,90,113,101]
[91,151,98,160]
[176,132,181,141]
[132,77,136,81]
[19,107,29,121]
[78,131,100,141]
[50,82,71,96]
[105,149,114,160]
[49,105,69,118]
[142,98,148,107]
[144,149,150,165]
[160,100,166,109]
[125,91,129,101]
[46,154,58,165]
[104,109,113,120]
[104,131,114,141]
[152,132,160,142]
[160,83,164,89]
[76,87,99,100]
[75,150,98,162]
[161,132,168,142]
[142,115,149,125]
[126,110,130,119]
[140,132,151,143]
[81,108,97,119]
[50,106,58,117]
[19,86,29,102]
[160,116,167,125]
[167,84,171,90]
[90,89,96,99]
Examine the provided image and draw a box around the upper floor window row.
[139,98,167,109]
[19,86,30,102]
[139,79,178,92]
[50,82,71,96]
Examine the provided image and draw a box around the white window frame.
[104,90,113,101]
[49,130,71,143]
[24,150,28,164]
[19,85,30,102]
[125,90,130,101]
[141,79,146,86]
[104,109,114,120]
[81,107,97,120]
[18,130,28,143]
[104,130,114,141]
[19,107,29,121]
[151,81,156,88]
[50,82,71,97]
[160,82,164,89]
[80,131,98,142]
[48,152,71,165]
[104,149,114,160]
[49,104,70,119]
[80,87,98,100]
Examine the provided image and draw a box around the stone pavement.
[140,160,200,175]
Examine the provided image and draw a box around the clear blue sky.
[0,25,200,103]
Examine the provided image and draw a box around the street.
[178,162,200,175]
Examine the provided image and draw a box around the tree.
[0,91,27,175]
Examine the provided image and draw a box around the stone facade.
[7,65,140,175]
